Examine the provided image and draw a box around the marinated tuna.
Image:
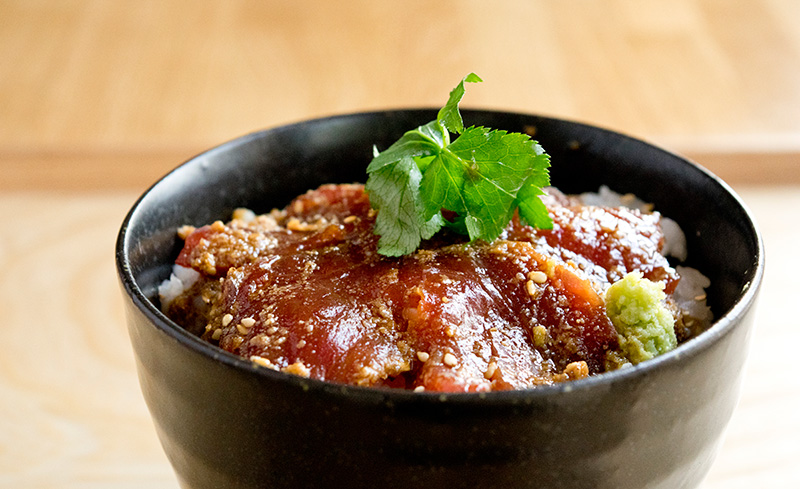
[160,184,710,392]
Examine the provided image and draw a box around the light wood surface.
[1,1,798,487]
[2,0,800,190]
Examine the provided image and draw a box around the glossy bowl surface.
[117,109,763,489]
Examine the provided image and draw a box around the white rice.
[659,217,688,262]
[673,265,713,325]
[158,264,200,311]
[579,185,652,212]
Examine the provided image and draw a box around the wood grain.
[1,0,799,185]
[2,148,799,192]
[0,193,175,488]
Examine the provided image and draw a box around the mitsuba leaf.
[449,127,536,241]
[419,149,468,220]
[366,121,445,174]
[365,155,445,257]
[366,73,553,256]
[516,144,553,230]
[437,72,483,134]
[517,174,553,230]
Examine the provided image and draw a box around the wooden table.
[2,1,798,487]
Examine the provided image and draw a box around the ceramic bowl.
[116,109,764,489]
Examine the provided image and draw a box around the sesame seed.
[275,337,287,345]
[286,218,301,230]
[282,361,311,378]
[221,314,233,326]
[241,317,256,328]
[266,326,279,335]
[343,215,357,224]
[232,208,256,222]
[525,280,537,296]
[484,361,498,379]
[416,351,430,362]
[694,293,707,301]
[211,328,222,340]
[249,335,268,347]
[529,270,548,284]
[250,355,272,368]
[443,353,457,367]
[563,361,589,380]
[532,325,547,348]
[177,225,196,240]
[414,386,425,392]
[296,340,307,349]
[286,218,318,232]
[236,324,249,335]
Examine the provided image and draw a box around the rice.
[579,185,652,212]
[158,264,199,311]
[659,217,688,262]
[673,265,713,325]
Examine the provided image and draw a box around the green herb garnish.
[365,73,553,256]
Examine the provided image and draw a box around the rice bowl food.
[117,109,763,489]
[159,184,713,392]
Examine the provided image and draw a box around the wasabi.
[605,272,677,364]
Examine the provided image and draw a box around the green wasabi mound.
[605,272,677,364]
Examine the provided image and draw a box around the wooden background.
[1,1,798,487]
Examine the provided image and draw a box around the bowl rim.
[116,108,765,404]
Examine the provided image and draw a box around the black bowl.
[116,110,764,489]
